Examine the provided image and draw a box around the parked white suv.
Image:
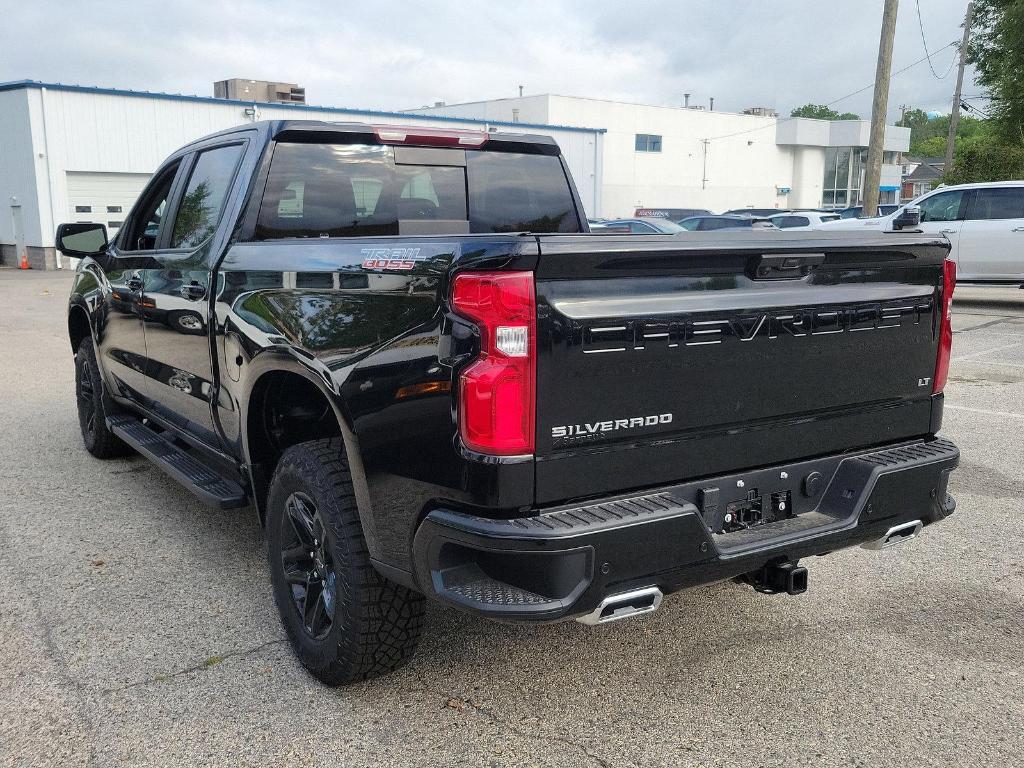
[816,181,1024,284]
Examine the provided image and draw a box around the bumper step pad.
[107,415,248,509]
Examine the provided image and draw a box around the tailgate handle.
[754,253,825,280]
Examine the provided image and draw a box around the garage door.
[66,172,152,237]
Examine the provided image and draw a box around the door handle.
[939,228,958,234]
[1012,227,1024,232]
[179,281,207,301]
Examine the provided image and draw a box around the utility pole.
[863,0,899,218]
[945,2,975,174]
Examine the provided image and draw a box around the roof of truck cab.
[269,119,559,146]
[173,119,561,153]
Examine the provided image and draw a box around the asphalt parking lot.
[1,269,1021,768]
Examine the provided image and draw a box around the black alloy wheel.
[77,353,97,439]
[280,491,337,640]
[266,438,425,685]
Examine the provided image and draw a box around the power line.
[961,99,989,118]
[915,0,958,78]
[704,39,959,142]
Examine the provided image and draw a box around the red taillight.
[933,257,957,394]
[451,271,536,455]
[373,125,489,147]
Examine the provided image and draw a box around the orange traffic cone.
[18,250,29,270]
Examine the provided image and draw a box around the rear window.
[254,142,579,239]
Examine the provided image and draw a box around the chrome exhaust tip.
[861,519,923,551]
[576,586,663,625]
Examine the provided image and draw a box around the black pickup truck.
[59,120,960,686]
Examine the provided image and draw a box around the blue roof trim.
[0,79,606,134]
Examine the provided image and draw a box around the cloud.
[0,0,977,120]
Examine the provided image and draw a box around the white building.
[0,80,604,269]
[413,94,910,218]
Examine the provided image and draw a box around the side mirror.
[891,205,921,231]
[56,222,108,256]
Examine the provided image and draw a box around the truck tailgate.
[533,232,950,504]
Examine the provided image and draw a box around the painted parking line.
[945,404,1024,420]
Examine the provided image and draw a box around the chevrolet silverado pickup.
[58,120,960,686]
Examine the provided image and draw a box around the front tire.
[75,337,130,458]
[267,438,425,685]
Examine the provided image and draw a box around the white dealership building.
[0,80,908,269]
[414,94,911,219]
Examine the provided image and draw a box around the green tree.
[915,135,949,156]
[966,0,1024,143]
[943,143,1024,183]
[790,104,861,120]
[897,107,994,156]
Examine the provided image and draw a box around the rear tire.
[75,337,131,459]
[267,438,425,685]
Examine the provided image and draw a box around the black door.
[140,142,246,447]
[96,161,184,402]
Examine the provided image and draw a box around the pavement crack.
[418,686,612,768]
[102,639,286,693]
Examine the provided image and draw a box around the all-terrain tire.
[75,337,131,459]
[267,438,425,685]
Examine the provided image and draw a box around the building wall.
[0,89,43,263]
[789,146,827,210]
[1,84,603,256]
[497,95,798,216]
[410,95,551,124]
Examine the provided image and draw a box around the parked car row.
[601,180,1024,284]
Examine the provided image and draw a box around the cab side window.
[121,162,180,251]
[171,144,244,248]
[918,191,965,223]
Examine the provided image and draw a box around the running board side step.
[861,519,923,550]
[576,586,663,625]
[107,415,248,509]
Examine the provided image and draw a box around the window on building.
[170,143,244,248]
[107,221,124,229]
[823,147,872,209]
[968,187,1024,220]
[635,134,663,152]
[107,205,122,213]
[75,205,92,213]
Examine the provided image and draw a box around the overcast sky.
[0,0,979,122]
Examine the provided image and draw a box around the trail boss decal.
[552,413,673,440]
[361,247,424,270]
